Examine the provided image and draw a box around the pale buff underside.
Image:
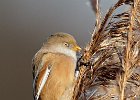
[36,53,76,100]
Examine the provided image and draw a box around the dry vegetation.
[73,0,140,99]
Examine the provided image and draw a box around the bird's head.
[42,32,81,60]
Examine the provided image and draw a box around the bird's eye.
[64,42,69,47]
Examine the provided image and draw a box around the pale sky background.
[0,0,118,100]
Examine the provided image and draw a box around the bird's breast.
[40,53,76,100]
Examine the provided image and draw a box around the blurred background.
[0,0,117,100]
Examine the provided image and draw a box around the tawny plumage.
[32,32,81,100]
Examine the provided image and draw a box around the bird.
[32,32,81,100]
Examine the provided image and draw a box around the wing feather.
[32,52,51,100]
[35,65,51,100]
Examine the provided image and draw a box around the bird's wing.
[35,64,51,100]
[32,52,52,100]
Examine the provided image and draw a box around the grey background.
[0,0,116,100]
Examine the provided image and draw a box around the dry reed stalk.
[120,2,134,100]
[120,0,140,99]
[73,0,140,99]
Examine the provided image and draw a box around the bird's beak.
[73,45,81,52]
